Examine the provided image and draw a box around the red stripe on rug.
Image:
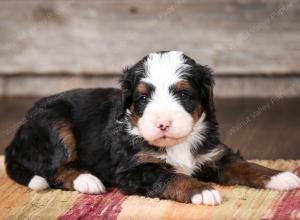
[266,167,300,220]
[58,188,128,220]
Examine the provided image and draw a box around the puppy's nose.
[157,121,171,131]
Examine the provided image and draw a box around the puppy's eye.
[138,95,148,104]
[179,91,190,100]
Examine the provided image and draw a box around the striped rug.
[0,156,299,220]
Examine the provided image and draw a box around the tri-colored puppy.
[5,51,300,205]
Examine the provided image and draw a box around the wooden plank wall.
[0,0,300,75]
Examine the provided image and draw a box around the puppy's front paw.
[191,189,222,206]
[266,172,300,190]
[73,173,106,194]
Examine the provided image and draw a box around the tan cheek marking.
[56,120,77,163]
[174,81,202,123]
[192,105,203,123]
[162,175,210,203]
[129,104,139,126]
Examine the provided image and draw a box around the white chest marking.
[163,113,214,175]
[165,146,222,176]
[165,143,195,175]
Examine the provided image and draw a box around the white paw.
[266,172,300,190]
[28,175,49,191]
[73,174,106,194]
[191,189,222,205]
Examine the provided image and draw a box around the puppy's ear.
[195,64,215,114]
[119,67,136,118]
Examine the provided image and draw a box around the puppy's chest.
[157,145,222,176]
[164,145,196,175]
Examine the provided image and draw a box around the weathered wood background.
[0,0,300,96]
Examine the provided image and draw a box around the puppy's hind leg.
[48,163,106,194]
[48,120,106,194]
[5,156,49,191]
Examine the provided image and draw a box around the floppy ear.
[119,67,136,118]
[196,64,215,114]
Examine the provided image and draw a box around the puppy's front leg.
[116,164,221,205]
[218,155,300,190]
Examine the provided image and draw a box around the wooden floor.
[0,97,299,159]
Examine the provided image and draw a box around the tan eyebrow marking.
[174,80,190,91]
[136,83,150,94]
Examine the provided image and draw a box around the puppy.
[5,51,300,205]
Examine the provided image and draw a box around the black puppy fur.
[5,51,299,205]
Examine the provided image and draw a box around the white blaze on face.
[137,51,194,146]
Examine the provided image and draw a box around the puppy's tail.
[5,146,49,191]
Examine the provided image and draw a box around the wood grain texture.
[1,74,300,97]
[0,0,299,75]
[2,75,120,96]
